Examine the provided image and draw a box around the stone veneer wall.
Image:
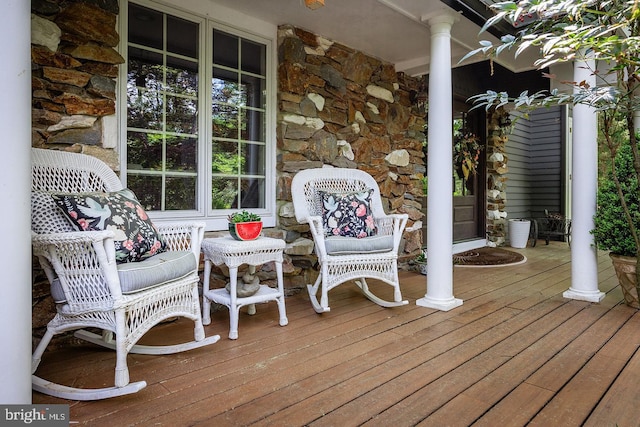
[31,0,123,167]
[273,25,427,292]
[486,107,511,246]
[30,0,123,343]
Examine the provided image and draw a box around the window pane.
[241,39,265,75]
[128,49,164,130]
[167,15,198,58]
[212,104,238,139]
[212,68,241,104]
[240,109,265,142]
[128,3,163,49]
[127,88,164,130]
[239,178,265,209]
[243,74,265,109]
[213,29,238,68]
[166,95,198,134]
[128,48,164,91]
[166,56,198,95]
[127,4,200,213]
[240,143,265,175]
[212,140,239,174]
[211,177,238,209]
[166,177,197,210]
[127,132,163,170]
[167,136,197,172]
[128,175,162,211]
[210,28,268,212]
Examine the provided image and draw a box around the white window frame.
[118,0,277,231]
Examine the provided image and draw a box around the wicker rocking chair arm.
[306,216,324,232]
[155,221,206,254]
[375,213,408,231]
[306,216,327,256]
[31,229,115,246]
[374,213,408,250]
[376,213,408,225]
[31,230,117,272]
[32,230,117,268]
[31,229,122,306]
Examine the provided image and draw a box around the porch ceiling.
[208,0,540,76]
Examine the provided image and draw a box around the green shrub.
[593,142,640,256]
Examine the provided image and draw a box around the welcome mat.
[453,247,526,268]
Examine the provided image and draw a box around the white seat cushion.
[50,251,196,303]
[324,234,394,255]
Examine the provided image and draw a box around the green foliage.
[593,142,640,256]
[227,209,261,223]
[597,114,628,186]
[465,0,640,259]
[211,183,237,209]
[463,1,640,117]
[212,153,240,174]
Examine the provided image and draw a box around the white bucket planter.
[509,219,531,249]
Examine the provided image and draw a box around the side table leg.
[247,264,256,316]
[228,266,239,340]
[276,260,288,327]
[202,259,212,325]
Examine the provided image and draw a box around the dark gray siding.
[505,106,565,222]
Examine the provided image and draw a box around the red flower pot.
[229,221,262,241]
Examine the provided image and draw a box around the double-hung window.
[123,1,271,230]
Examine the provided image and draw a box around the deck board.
[584,345,640,427]
[31,242,640,426]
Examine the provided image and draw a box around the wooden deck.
[32,242,640,427]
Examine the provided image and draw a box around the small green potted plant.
[414,250,427,275]
[228,210,262,241]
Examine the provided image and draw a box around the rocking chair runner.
[30,148,220,400]
[291,167,409,313]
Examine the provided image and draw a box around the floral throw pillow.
[52,188,167,263]
[321,189,377,238]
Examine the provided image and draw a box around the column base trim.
[416,296,463,311]
[563,288,605,303]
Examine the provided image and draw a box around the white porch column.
[563,54,605,303]
[417,13,462,311]
[0,1,33,403]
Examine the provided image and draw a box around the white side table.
[201,236,288,339]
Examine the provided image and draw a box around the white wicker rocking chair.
[30,148,220,401]
[291,167,409,313]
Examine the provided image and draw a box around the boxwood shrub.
[593,142,640,257]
